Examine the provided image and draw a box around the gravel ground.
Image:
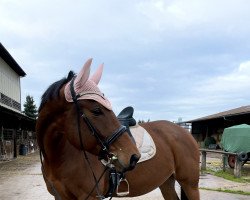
[0,151,250,200]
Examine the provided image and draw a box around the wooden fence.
[0,127,37,161]
[200,148,242,178]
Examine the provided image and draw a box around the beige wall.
[0,57,21,103]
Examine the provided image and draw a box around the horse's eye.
[91,108,103,116]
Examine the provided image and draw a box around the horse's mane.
[38,71,75,112]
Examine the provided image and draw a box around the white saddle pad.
[130,124,156,163]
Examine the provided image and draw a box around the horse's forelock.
[38,71,75,112]
[67,71,75,81]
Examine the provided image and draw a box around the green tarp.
[221,124,250,153]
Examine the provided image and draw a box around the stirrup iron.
[116,178,129,196]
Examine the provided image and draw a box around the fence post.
[0,127,3,159]
[234,155,242,178]
[201,151,207,170]
[0,127,3,140]
[13,130,17,158]
[222,154,227,171]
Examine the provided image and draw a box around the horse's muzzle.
[123,154,140,172]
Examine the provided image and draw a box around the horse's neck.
[39,101,108,195]
[45,138,108,196]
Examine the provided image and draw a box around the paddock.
[0,151,249,200]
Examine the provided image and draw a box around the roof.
[0,43,26,76]
[186,105,250,123]
[0,103,35,122]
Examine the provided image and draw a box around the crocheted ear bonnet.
[64,58,112,110]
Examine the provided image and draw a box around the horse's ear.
[75,58,92,86]
[90,63,104,85]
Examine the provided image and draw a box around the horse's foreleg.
[159,174,179,200]
[180,187,188,200]
[178,181,200,200]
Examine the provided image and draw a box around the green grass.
[200,187,250,196]
[202,169,250,183]
[214,170,249,183]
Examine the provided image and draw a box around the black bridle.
[69,77,127,158]
[69,77,127,199]
[39,77,128,200]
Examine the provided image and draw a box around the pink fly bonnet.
[64,58,112,110]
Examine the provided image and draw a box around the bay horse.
[36,58,200,200]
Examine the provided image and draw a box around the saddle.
[117,106,136,127]
[117,106,136,143]
[117,107,156,161]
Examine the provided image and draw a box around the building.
[186,105,250,148]
[0,43,36,160]
[0,43,26,112]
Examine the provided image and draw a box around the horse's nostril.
[131,154,140,163]
[122,154,140,172]
[130,154,140,167]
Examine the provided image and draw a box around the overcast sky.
[1,0,250,122]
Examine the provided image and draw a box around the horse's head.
[37,58,140,173]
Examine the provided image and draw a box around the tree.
[23,95,37,119]
[138,119,150,124]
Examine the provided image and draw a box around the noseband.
[69,77,127,158]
